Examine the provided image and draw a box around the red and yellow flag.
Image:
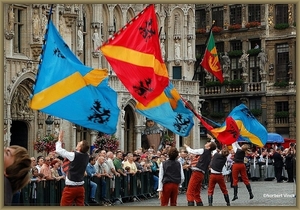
[100,4,169,106]
[198,116,239,145]
[200,31,224,83]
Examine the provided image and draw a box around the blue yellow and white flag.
[30,20,120,134]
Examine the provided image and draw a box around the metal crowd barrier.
[18,165,273,206]
[19,171,162,206]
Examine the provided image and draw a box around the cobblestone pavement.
[119,180,297,206]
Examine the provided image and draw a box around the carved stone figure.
[174,39,181,60]
[41,9,48,36]
[11,92,18,115]
[187,39,192,59]
[59,15,65,37]
[121,109,125,123]
[77,26,83,51]
[257,48,268,71]
[8,5,14,32]
[92,28,101,52]
[239,50,249,73]
[32,9,40,41]
[222,52,230,74]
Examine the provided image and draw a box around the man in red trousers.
[56,131,90,206]
[184,140,217,206]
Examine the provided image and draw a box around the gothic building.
[3,4,201,156]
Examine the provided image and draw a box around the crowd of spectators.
[24,140,296,206]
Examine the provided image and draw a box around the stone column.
[72,124,77,150]
[175,135,180,149]
[90,130,98,153]
[120,123,125,152]
[135,126,145,150]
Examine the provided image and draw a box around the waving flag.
[227,104,267,147]
[181,97,239,144]
[100,4,169,106]
[200,31,223,83]
[198,116,239,145]
[136,82,194,137]
[30,20,120,134]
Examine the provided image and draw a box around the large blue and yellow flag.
[30,20,120,134]
[227,104,267,147]
[136,82,194,137]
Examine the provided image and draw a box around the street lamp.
[45,115,54,134]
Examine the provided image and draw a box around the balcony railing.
[109,75,200,95]
[274,117,289,125]
[200,82,267,96]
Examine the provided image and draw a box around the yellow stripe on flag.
[235,120,263,147]
[136,91,169,110]
[101,45,168,78]
[30,69,108,110]
[84,68,108,86]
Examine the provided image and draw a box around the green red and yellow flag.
[200,31,224,83]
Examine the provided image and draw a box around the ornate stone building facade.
[4,4,201,156]
[194,4,297,140]
[4,4,296,157]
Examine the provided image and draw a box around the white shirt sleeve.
[212,149,218,156]
[231,141,241,153]
[55,141,75,161]
[157,162,164,191]
[186,146,204,155]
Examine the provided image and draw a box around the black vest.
[162,160,181,184]
[210,153,227,172]
[196,149,211,172]
[234,149,245,163]
[67,151,89,182]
